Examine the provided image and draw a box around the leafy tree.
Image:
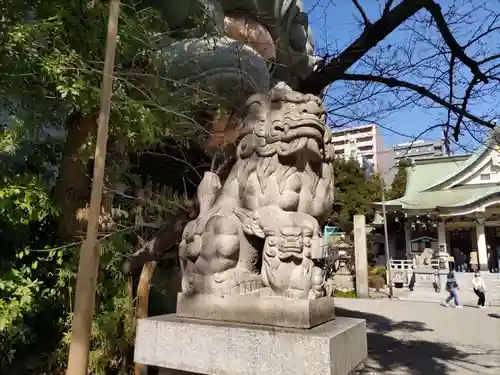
[0,1,202,372]
[0,132,148,373]
[329,158,382,233]
[0,135,62,371]
[0,0,205,241]
[387,165,408,200]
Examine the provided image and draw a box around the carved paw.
[181,276,195,294]
[308,286,325,300]
[211,268,263,296]
[283,288,308,299]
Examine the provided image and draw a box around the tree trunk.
[133,261,158,375]
[55,112,97,241]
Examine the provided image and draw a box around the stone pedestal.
[176,293,335,329]
[135,314,367,375]
[413,268,447,293]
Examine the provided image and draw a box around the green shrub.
[334,290,357,298]
[368,266,387,281]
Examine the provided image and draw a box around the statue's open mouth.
[276,234,309,260]
[278,251,303,261]
[269,114,327,159]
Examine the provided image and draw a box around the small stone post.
[354,215,369,298]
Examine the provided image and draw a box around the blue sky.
[303,0,499,152]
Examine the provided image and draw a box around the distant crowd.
[451,245,499,273]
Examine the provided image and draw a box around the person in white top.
[472,271,487,308]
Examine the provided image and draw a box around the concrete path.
[335,298,500,375]
[393,272,500,307]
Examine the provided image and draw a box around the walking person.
[464,251,471,272]
[456,249,465,272]
[452,248,464,272]
[472,271,487,308]
[487,245,495,273]
[441,270,463,308]
[495,244,500,273]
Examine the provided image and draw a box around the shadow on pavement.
[336,307,496,375]
[487,313,500,319]
[336,307,434,333]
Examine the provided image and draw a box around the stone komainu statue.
[179,88,335,299]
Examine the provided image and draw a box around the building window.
[480,173,491,181]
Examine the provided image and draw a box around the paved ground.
[335,298,500,375]
[392,272,500,307]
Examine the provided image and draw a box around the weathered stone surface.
[176,293,335,329]
[159,0,320,98]
[354,215,369,298]
[135,314,367,375]
[179,89,335,302]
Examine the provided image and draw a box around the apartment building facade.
[392,139,448,160]
[330,124,384,174]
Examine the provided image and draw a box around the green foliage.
[0,173,137,373]
[368,266,387,281]
[387,165,408,200]
[334,290,358,298]
[0,133,171,373]
[50,234,135,375]
[0,1,214,374]
[0,264,43,367]
[0,180,56,224]
[0,0,202,155]
[0,184,61,371]
[329,159,383,232]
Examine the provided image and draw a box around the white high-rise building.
[341,136,374,176]
[330,124,384,173]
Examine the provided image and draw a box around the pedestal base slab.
[135,314,367,375]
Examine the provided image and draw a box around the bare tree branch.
[422,0,489,83]
[480,54,500,65]
[299,0,425,94]
[383,0,395,15]
[340,73,494,131]
[453,76,479,139]
[352,0,371,27]
[445,54,455,140]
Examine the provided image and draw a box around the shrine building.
[374,127,500,271]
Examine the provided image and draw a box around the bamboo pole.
[66,1,121,375]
